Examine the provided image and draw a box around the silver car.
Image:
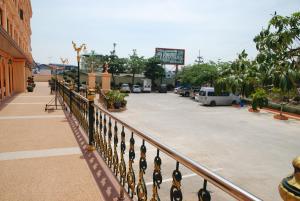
[132,85,142,93]
[120,83,130,93]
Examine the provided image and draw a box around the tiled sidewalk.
[0,82,104,201]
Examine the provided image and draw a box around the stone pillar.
[88,73,96,90]
[12,59,26,93]
[279,156,300,200]
[101,72,111,93]
[4,59,10,97]
[2,4,7,31]
[0,59,4,99]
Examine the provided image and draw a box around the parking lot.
[113,92,300,201]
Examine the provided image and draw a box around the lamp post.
[72,41,87,92]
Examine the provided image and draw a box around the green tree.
[254,11,300,99]
[216,50,259,96]
[178,62,218,86]
[144,57,165,89]
[127,49,145,85]
[81,50,104,72]
[108,54,127,88]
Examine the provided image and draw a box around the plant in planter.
[114,93,126,109]
[105,90,126,110]
[249,88,268,112]
[27,85,34,92]
[121,99,127,108]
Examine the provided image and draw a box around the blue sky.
[31,0,299,66]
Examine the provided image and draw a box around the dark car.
[158,84,167,93]
[179,87,191,97]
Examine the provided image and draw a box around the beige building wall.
[0,0,33,101]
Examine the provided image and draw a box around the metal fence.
[57,81,262,201]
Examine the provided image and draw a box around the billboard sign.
[155,48,185,65]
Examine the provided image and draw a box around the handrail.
[73,90,89,103]
[92,103,262,201]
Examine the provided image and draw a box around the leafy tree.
[178,62,218,86]
[254,11,300,100]
[108,54,127,87]
[144,57,165,89]
[127,49,145,85]
[81,50,104,72]
[216,50,259,96]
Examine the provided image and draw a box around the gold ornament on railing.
[151,150,162,201]
[113,121,119,176]
[107,117,113,168]
[137,140,147,201]
[103,115,108,161]
[279,156,300,201]
[170,162,183,201]
[99,112,104,155]
[94,109,100,150]
[127,132,136,198]
[119,126,126,186]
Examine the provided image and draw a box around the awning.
[0,26,33,65]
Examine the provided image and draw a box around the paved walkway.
[0,82,105,201]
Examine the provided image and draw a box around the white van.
[142,79,151,93]
[196,87,240,106]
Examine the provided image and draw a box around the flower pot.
[248,108,260,113]
[114,102,121,109]
[27,86,33,92]
[274,114,288,120]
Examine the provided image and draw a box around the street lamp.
[72,41,87,92]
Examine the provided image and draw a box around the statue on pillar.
[102,61,109,73]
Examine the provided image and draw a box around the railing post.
[87,88,96,151]
[69,90,73,114]
[62,82,64,102]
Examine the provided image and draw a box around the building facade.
[0,0,33,101]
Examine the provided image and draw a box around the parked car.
[174,86,182,94]
[158,84,167,93]
[178,87,191,97]
[196,87,240,106]
[120,83,130,93]
[190,87,201,99]
[142,79,151,92]
[132,85,142,93]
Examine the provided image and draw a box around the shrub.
[105,90,127,109]
[251,88,268,110]
[27,85,33,92]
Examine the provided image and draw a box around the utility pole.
[111,43,117,56]
[195,49,203,64]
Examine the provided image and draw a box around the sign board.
[155,48,185,65]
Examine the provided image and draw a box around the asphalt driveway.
[111,92,300,200]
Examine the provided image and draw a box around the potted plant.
[121,99,127,108]
[249,88,268,112]
[114,93,125,109]
[27,85,34,92]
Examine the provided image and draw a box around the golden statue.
[60,58,68,65]
[72,41,87,62]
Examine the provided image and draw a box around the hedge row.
[242,98,300,115]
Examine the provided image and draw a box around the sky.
[31,0,299,67]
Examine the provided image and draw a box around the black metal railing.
[58,82,89,134]
[57,81,262,201]
[98,89,108,109]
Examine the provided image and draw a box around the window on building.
[0,9,3,27]
[6,19,9,33]
[19,9,23,20]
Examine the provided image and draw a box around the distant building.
[0,0,33,100]
[165,70,175,78]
